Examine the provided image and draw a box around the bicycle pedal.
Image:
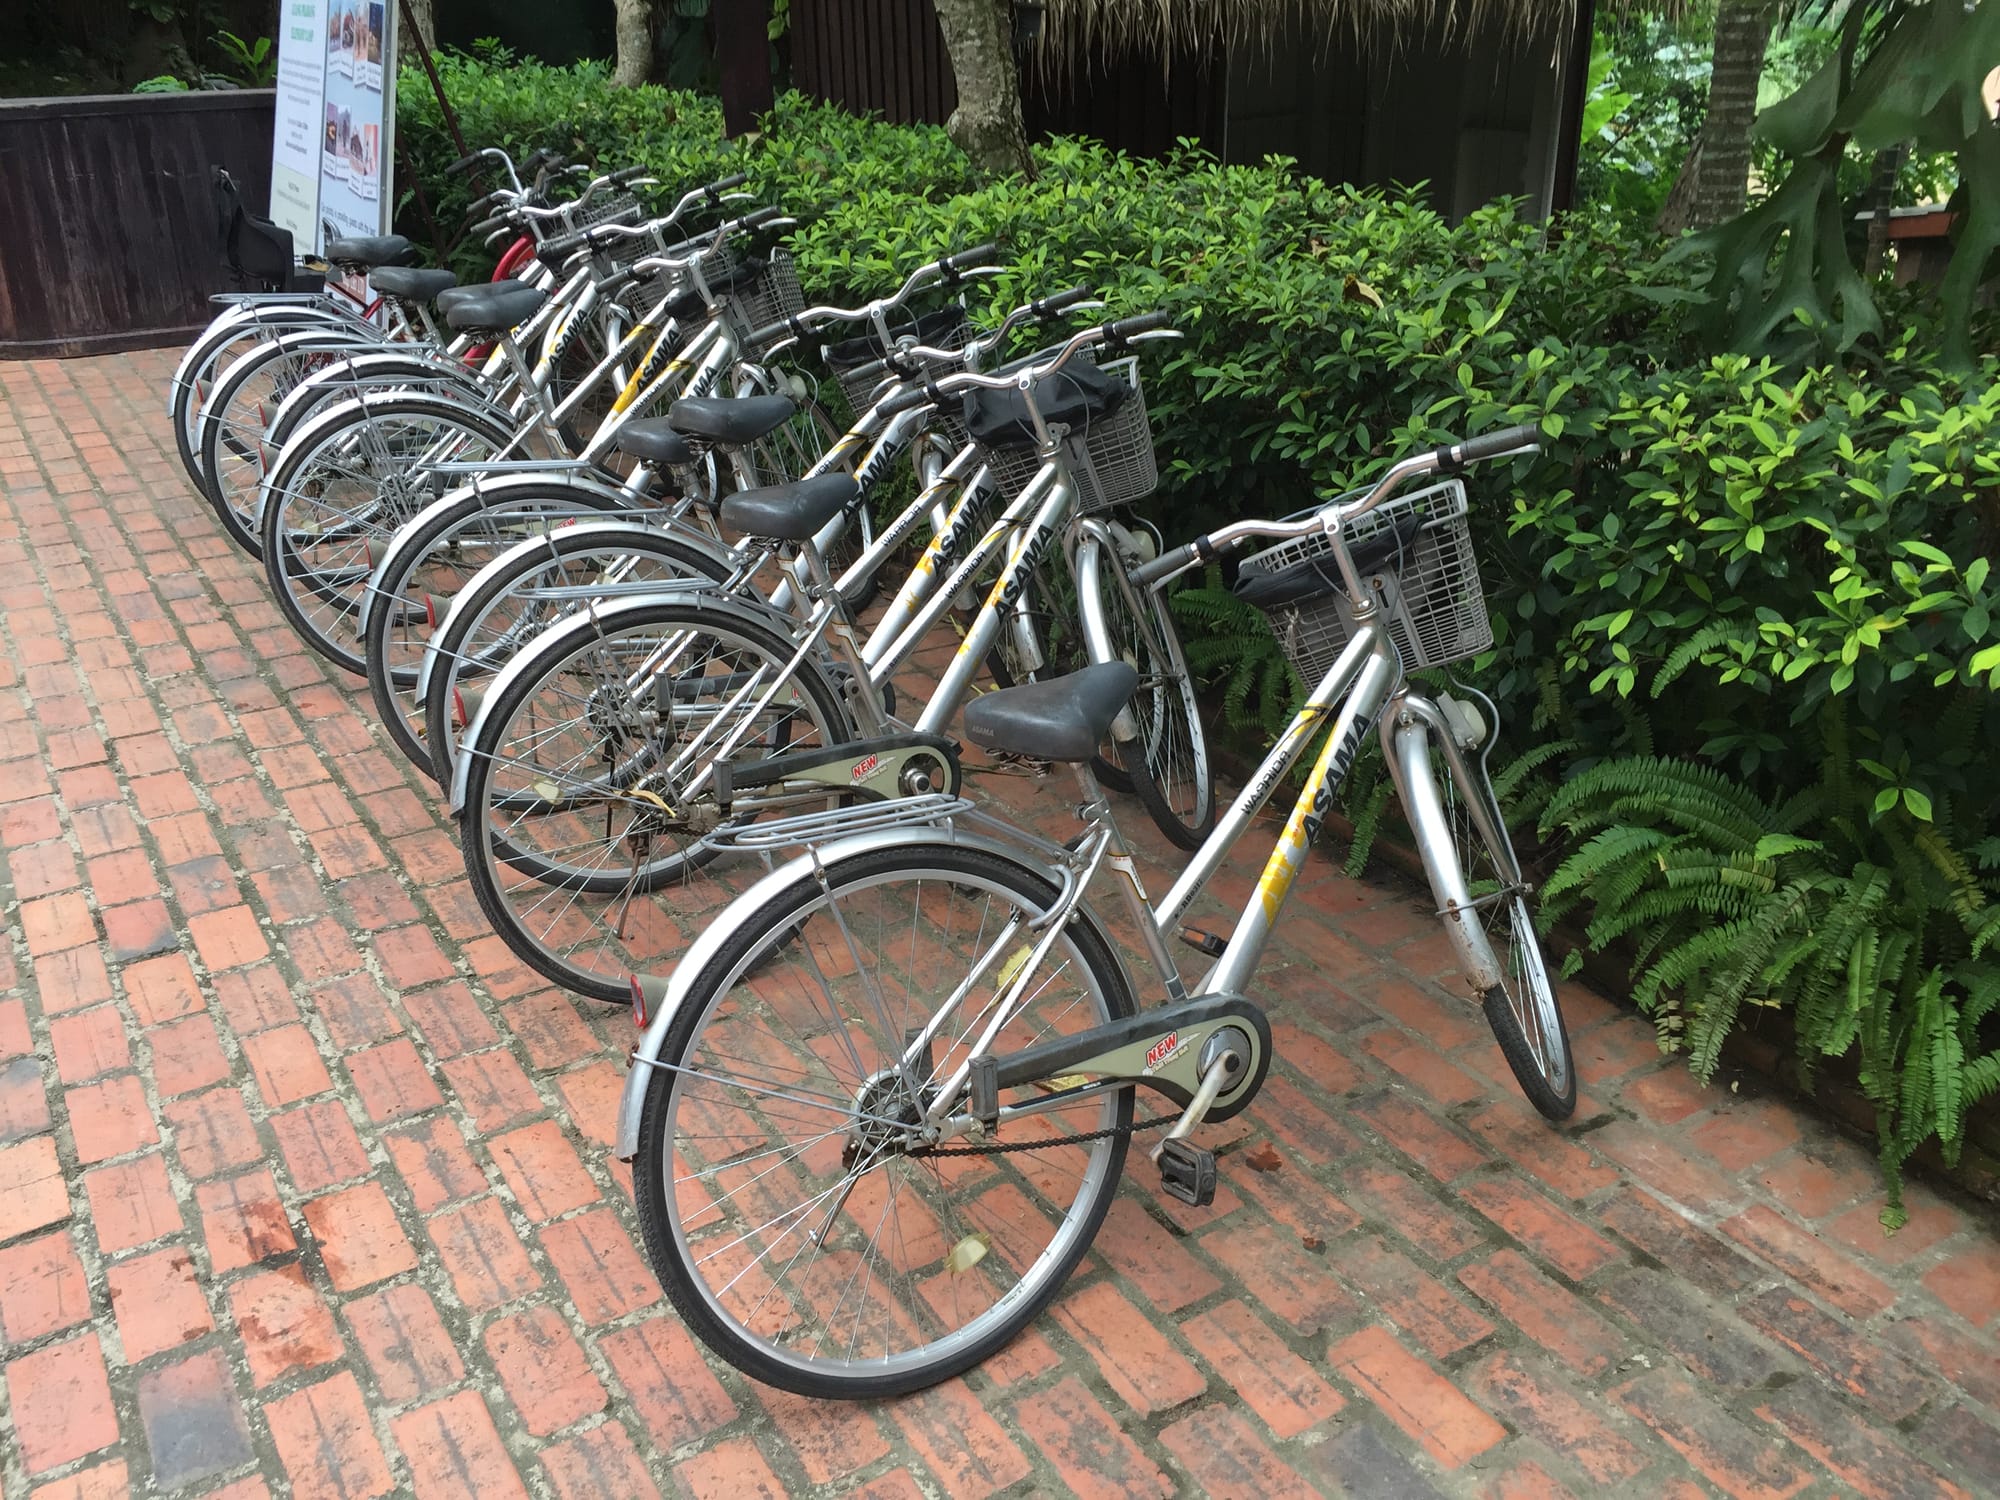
[1176,925,1229,959]
[1156,1137,1217,1207]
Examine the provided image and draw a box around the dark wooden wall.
[0,90,276,359]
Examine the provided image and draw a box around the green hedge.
[397,55,2000,1207]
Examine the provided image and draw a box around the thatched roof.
[1036,0,1579,56]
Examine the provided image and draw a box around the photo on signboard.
[357,125,380,204]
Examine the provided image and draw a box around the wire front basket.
[1241,478,1492,681]
[976,351,1158,515]
[728,250,805,338]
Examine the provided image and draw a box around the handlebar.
[940,241,999,278]
[1129,425,1546,589]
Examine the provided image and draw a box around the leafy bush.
[396,59,2000,1202]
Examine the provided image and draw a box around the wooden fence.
[0,90,275,359]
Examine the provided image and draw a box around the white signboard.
[270,0,398,253]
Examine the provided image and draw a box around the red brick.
[385,1115,487,1211]
[1598,1186,1763,1296]
[106,1245,214,1361]
[1052,1279,1207,1414]
[188,904,268,971]
[348,1037,445,1123]
[762,1387,889,1483]
[541,1207,657,1325]
[1828,1192,1965,1264]
[0,1230,90,1343]
[28,1458,131,1500]
[265,1371,394,1500]
[195,1166,296,1271]
[1597,1263,1794,1390]
[374,924,456,989]
[1329,1325,1506,1468]
[440,1047,542,1131]
[1016,1374,1175,1498]
[1,1136,71,1243]
[86,849,156,906]
[1180,1299,1344,1438]
[1339,1161,1489,1261]
[555,1060,623,1149]
[1350,1090,1486,1180]
[66,1072,160,1162]
[673,1435,787,1500]
[1613,1367,1812,1500]
[1465,1348,1647,1483]
[1690,1096,1804,1172]
[241,1024,333,1107]
[303,1180,419,1291]
[10,839,78,898]
[101,898,175,960]
[272,1098,369,1192]
[1722,1204,1896,1318]
[1465,1097,1618,1199]
[1621,1065,1711,1124]
[0,997,31,1058]
[1485,1459,1582,1500]
[1247,1073,1366,1164]
[891,1378,1033,1497]
[212,962,298,1033]
[542,1422,662,1500]
[502,992,602,1071]
[45,1022,127,1100]
[1457,1174,1618,1280]
[1199,1218,1363,1336]
[389,1390,530,1500]
[21,890,94,956]
[1923,1240,2000,1329]
[1359,1028,1486,1105]
[1160,1403,1318,1500]
[163,1086,261,1179]
[599,1314,737,1451]
[484,1305,607,1437]
[428,1197,541,1311]
[83,1151,179,1253]
[1741,1286,1937,1419]
[148,1012,230,1096]
[228,1263,344,1386]
[286,918,368,985]
[0,1054,52,1141]
[1457,1249,1627,1376]
[38,945,115,1014]
[1758,1150,1873,1221]
[122,951,203,1025]
[1757,1379,1970,1500]
[343,1283,464,1401]
[1888,1317,2000,1412]
[4,1333,118,1474]
[1335,1235,1496,1357]
[489,1120,598,1222]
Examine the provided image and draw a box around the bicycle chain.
[913,1113,1176,1156]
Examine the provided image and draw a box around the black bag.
[961,359,1128,452]
[212,166,296,291]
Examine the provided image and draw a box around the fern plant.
[1539,700,2000,1221]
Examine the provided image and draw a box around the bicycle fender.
[612,823,1048,1162]
[266,350,494,445]
[447,587,799,813]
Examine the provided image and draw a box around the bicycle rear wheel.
[632,840,1133,1399]
[457,596,852,1002]
[1390,707,1574,1119]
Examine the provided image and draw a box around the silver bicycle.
[612,422,1573,1398]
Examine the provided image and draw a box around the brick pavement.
[1,347,1998,1498]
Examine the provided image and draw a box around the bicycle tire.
[258,391,516,676]
[458,594,853,1003]
[419,521,734,786]
[361,486,639,772]
[633,839,1134,1399]
[1079,530,1215,850]
[1391,712,1575,1120]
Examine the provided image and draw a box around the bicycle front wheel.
[633,841,1134,1399]
[1390,710,1574,1119]
[1079,529,1215,849]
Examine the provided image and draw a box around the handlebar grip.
[1106,312,1174,345]
[1434,422,1542,473]
[703,172,750,199]
[466,189,504,214]
[941,242,1000,275]
[610,165,650,186]
[881,385,935,418]
[538,229,587,262]
[468,214,509,239]
[1031,286,1094,318]
[1131,537,1212,589]
[446,152,486,176]
[747,314,802,347]
[737,205,784,231]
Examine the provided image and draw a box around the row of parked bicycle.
[168,147,1574,1400]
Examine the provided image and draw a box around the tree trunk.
[613,0,654,88]
[932,0,1034,180]
[1658,0,1775,233]
[397,0,436,66]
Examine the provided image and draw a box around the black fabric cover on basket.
[961,362,1128,452]
[823,307,970,374]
